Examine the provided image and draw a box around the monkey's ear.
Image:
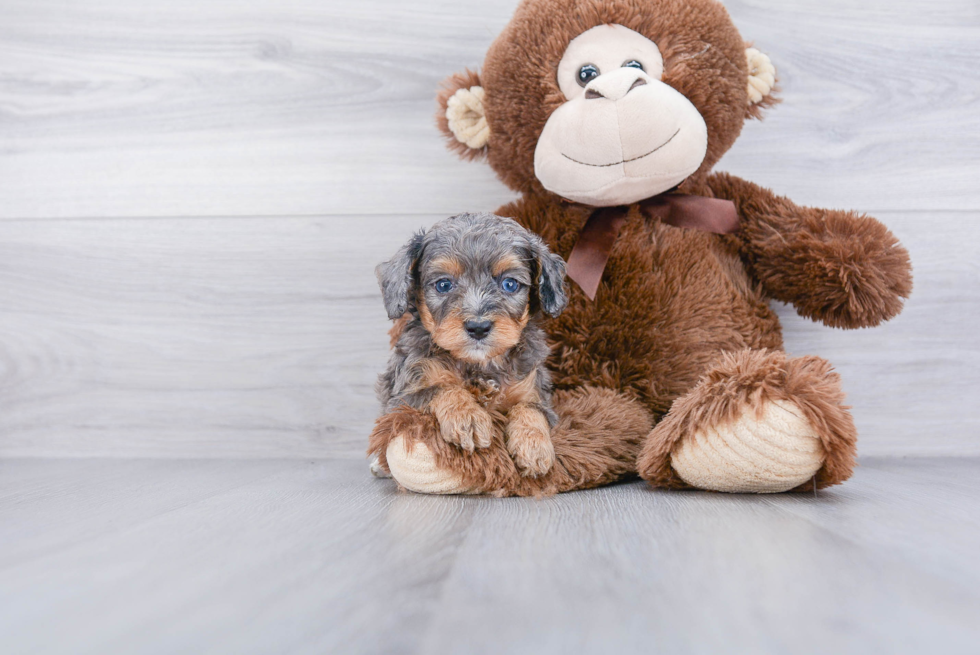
[376,230,425,320]
[436,69,489,160]
[745,46,779,118]
[526,234,568,318]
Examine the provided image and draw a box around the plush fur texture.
[708,173,913,328]
[389,0,914,495]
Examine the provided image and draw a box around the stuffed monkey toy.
[369,0,912,495]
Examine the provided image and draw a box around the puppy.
[373,212,568,477]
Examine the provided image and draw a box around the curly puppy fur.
[372,213,569,478]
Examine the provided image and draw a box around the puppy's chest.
[464,373,502,407]
[461,368,539,413]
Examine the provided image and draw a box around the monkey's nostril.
[628,78,647,93]
[464,319,494,341]
[584,88,604,100]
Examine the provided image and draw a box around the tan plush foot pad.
[671,399,825,493]
[385,436,477,495]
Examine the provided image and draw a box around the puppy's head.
[377,213,567,364]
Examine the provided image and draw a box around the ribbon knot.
[565,193,739,300]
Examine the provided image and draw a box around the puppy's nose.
[464,319,493,341]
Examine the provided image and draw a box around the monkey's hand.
[709,172,912,329]
[506,403,555,477]
[430,387,494,451]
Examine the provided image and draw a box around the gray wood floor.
[1,457,979,655]
[1,0,979,652]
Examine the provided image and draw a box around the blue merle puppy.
[374,212,568,477]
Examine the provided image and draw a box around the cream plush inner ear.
[745,47,776,105]
[446,86,490,149]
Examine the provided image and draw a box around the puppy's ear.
[436,69,489,161]
[376,230,425,320]
[527,234,568,318]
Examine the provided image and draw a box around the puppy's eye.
[622,60,644,71]
[577,64,600,87]
[434,278,454,294]
[499,277,521,294]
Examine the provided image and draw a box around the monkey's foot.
[368,387,652,497]
[638,349,857,493]
[670,398,824,493]
[386,436,476,495]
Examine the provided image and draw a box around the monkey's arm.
[707,172,912,329]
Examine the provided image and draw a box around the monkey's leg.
[369,387,651,497]
[637,349,857,493]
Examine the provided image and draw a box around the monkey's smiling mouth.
[561,128,681,168]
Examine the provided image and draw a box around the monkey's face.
[533,24,708,206]
[436,0,778,207]
[417,250,533,365]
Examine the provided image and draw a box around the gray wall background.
[1,0,977,459]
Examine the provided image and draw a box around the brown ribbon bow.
[565,193,740,300]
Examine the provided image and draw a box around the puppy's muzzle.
[464,319,494,341]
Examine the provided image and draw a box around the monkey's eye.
[434,278,454,294]
[577,64,600,87]
[499,277,522,294]
[622,60,644,71]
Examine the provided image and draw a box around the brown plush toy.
[369,0,913,495]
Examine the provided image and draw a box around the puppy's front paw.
[506,405,555,477]
[441,405,494,452]
[433,388,494,452]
